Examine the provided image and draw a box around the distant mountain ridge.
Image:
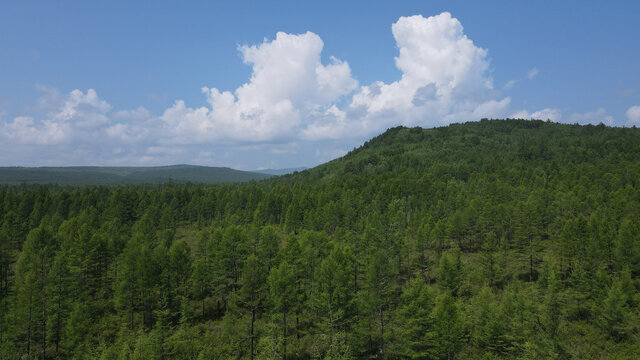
[0,164,271,185]
[253,167,308,176]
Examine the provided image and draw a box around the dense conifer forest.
[0,119,639,359]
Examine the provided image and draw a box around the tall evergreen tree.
[433,292,464,360]
[15,225,58,358]
[268,260,296,360]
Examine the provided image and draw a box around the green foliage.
[1,120,640,358]
[268,260,297,357]
[311,245,356,356]
[599,277,634,342]
[394,277,435,359]
[615,218,639,271]
[471,287,508,355]
[63,303,92,358]
[438,246,464,297]
[433,292,465,359]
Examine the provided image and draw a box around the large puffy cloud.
[156,31,358,144]
[303,12,510,140]
[626,105,640,125]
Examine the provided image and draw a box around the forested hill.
[0,164,271,185]
[283,119,640,185]
[1,119,640,359]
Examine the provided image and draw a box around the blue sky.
[1,1,639,169]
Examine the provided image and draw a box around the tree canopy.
[0,119,639,359]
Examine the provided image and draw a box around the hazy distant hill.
[253,167,308,176]
[0,164,271,185]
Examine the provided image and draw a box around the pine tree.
[362,250,396,359]
[433,292,464,360]
[438,247,463,297]
[599,278,632,341]
[241,254,267,360]
[394,277,435,359]
[479,231,500,287]
[471,287,508,355]
[63,302,91,357]
[258,226,280,272]
[15,224,57,358]
[115,235,142,330]
[191,258,211,318]
[47,250,72,357]
[539,269,566,358]
[268,260,296,360]
[312,245,356,357]
[615,218,639,271]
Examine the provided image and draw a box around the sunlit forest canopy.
[1,119,639,359]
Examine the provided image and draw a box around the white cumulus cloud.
[1,116,68,145]
[302,12,510,140]
[512,107,614,125]
[511,108,562,121]
[0,88,112,146]
[626,105,640,125]
[155,31,358,144]
[566,108,614,125]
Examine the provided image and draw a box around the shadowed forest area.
[0,119,639,359]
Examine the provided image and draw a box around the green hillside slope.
[0,164,271,184]
[286,119,639,184]
[1,119,639,359]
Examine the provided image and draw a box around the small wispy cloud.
[503,79,516,90]
[618,87,636,98]
[503,67,539,91]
